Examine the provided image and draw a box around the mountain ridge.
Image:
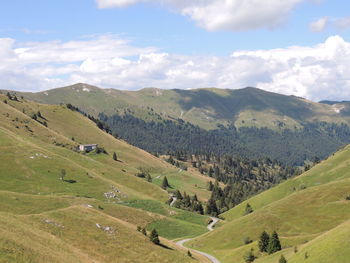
[7,83,350,130]
[5,83,350,165]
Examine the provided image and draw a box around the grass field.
[0,95,213,262]
[186,144,350,263]
[123,199,209,239]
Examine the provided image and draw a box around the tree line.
[98,112,350,165]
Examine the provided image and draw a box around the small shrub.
[96,147,107,154]
[279,255,287,263]
[243,248,256,263]
[299,184,307,190]
[294,246,298,253]
[244,237,253,245]
[244,203,253,215]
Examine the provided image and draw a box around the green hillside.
[11,84,350,165]
[14,83,350,130]
[0,94,214,263]
[2,90,350,263]
[185,144,350,263]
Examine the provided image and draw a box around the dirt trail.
[175,216,221,263]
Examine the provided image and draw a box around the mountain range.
[9,83,350,165]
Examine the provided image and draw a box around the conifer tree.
[206,198,219,216]
[207,181,214,191]
[150,229,160,245]
[141,227,147,236]
[197,203,204,215]
[244,203,253,215]
[175,190,183,199]
[267,231,282,254]
[113,152,117,161]
[187,250,192,257]
[258,231,270,252]
[161,176,170,189]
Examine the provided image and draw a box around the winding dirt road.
[175,217,221,263]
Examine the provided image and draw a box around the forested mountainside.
[12,83,350,165]
[163,152,301,214]
[99,113,350,165]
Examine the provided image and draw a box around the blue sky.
[1,0,349,53]
[1,0,350,100]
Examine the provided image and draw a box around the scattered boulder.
[95,223,116,234]
[43,218,64,228]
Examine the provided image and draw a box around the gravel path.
[207,217,219,231]
[175,217,221,263]
[170,197,177,207]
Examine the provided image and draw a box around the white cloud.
[96,0,306,31]
[309,17,329,32]
[1,35,350,101]
[310,16,350,32]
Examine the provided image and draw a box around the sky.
[0,0,350,101]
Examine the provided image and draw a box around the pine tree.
[113,152,117,161]
[175,190,183,199]
[141,228,147,236]
[161,176,170,189]
[206,198,219,216]
[279,255,287,263]
[267,231,282,254]
[258,231,270,252]
[150,229,160,245]
[187,250,192,257]
[244,203,253,215]
[207,181,214,191]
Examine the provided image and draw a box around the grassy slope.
[2,95,212,200]
[14,83,350,130]
[0,96,212,262]
[187,144,350,263]
[0,206,205,263]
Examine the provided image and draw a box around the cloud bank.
[1,35,350,101]
[96,0,306,31]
